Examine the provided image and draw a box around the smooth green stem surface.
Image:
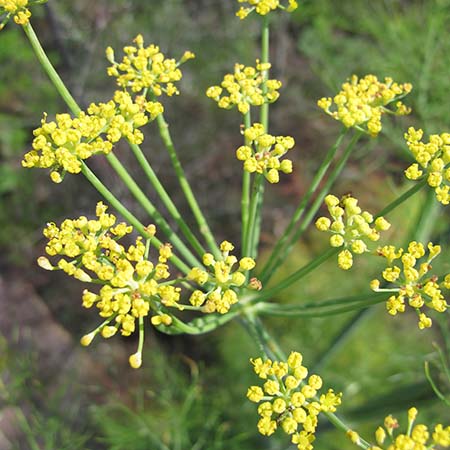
[241,113,252,255]
[253,292,387,316]
[255,247,338,302]
[376,178,427,218]
[23,23,81,116]
[129,142,206,257]
[155,112,221,259]
[248,15,270,259]
[106,153,202,268]
[158,309,240,335]
[245,174,264,257]
[81,162,190,274]
[259,128,347,281]
[262,130,362,285]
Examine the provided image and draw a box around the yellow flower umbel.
[236,123,294,183]
[22,91,162,183]
[371,241,449,329]
[206,61,281,114]
[106,34,195,96]
[315,194,391,270]
[404,127,450,205]
[37,202,183,368]
[236,0,298,19]
[318,74,412,137]
[360,407,450,450]
[0,0,37,28]
[247,351,342,450]
[187,241,260,314]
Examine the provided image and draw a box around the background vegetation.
[0,0,449,449]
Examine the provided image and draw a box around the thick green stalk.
[245,174,264,257]
[106,153,201,268]
[261,130,362,285]
[157,309,241,335]
[241,112,252,256]
[22,23,81,116]
[155,112,221,259]
[247,15,270,259]
[255,247,339,302]
[252,292,387,317]
[81,162,190,274]
[259,128,347,281]
[375,178,427,219]
[129,142,206,256]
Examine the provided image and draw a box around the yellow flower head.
[38,202,187,367]
[106,34,194,96]
[318,74,412,137]
[236,123,294,183]
[364,408,450,450]
[207,61,281,114]
[371,241,449,329]
[236,0,298,19]
[22,91,163,182]
[0,0,37,28]
[315,194,391,270]
[404,127,450,206]
[247,351,342,449]
[187,241,259,314]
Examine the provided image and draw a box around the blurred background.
[0,0,449,448]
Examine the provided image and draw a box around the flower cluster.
[318,75,412,136]
[106,34,195,96]
[247,351,342,450]
[206,61,281,114]
[236,123,294,183]
[37,202,184,368]
[0,0,34,27]
[22,91,163,182]
[371,241,449,329]
[404,127,450,205]
[187,241,260,314]
[236,0,298,19]
[315,194,391,270]
[349,407,450,449]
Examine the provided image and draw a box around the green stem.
[375,178,427,218]
[253,293,386,318]
[22,22,81,116]
[81,162,190,274]
[424,362,450,406]
[260,15,270,130]
[105,153,201,268]
[242,112,252,256]
[255,247,339,302]
[155,112,221,259]
[245,174,264,257]
[129,142,206,257]
[324,412,371,449]
[259,128,347,281]
[157,309,241,335]
[248,15,270,259]
[262,130,362,285]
